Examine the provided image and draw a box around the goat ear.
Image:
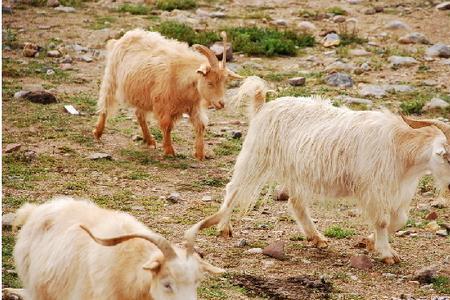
[401,115,433,129]
[196,64,210,76]
[143,258,162,274]
[226,68,243,80]
[200,260,225,274]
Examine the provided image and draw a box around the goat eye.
[163,282,173,292]
[207,82,214,87]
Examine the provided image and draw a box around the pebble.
[262,240,285,260]
[414,266,437,284]
[60,55,73,63]
[167,192,181,203]
[350,255,373,270]
[332,15,346,23]
[298,21,316,32]
[349,49,371,57]
[210,42,233,62]
[337,96,373,106]
[288,77,306,86]
[325,61,355,72]
[436,2,450,10]
[424,98,450,110]
[273,19,288,26]
[2,213,16,229]
[5,143,22,154]
[398,32,430,45]
[88,152,112,160]
[47,50,62,58]
[364,8,376,15]
[231,131,242,139]
[359,84,386,98]
[325,72,353,88]
[388,56,418,67]
[385,20,410,30]
[202,195,213,202]
[60,63,74,71]
[80,55,93,63]
[47,0,59,7]
[426,44,450,58]
[247,248,263,254]
[210,11,226,18]
[237,239,247,247]
[3,5,13,14]
[54,5,75,12]
[72,44,88,53]
[436,229,448,237]
[46,69,55,75]
[322,33,340,47]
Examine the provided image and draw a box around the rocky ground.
[2,0,450,299]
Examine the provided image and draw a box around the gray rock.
[247,248,263,254]
[2,213,16,229]
[22,91,57,104]
[14,91,30,99]
[436,229,448,237]
[325,72,353,88]
[273,19,288,26]
[288,77,306,86]
[231,131,242,139]
[72,44,88,53]
[3,5,13,14]
[359,84,387,98]
[47,50,62,58]
[210,11,226,18]
[210,42,233,62]
[322,33,340,47]
[298,21,316,32]
[414,266,437,284]
[423,98,450,111]
[385,20,410,30]
[436,2,450,10]
[388,56,418,67]
[47,0,59,7]
[332,15,346,23]
[364,8,376,15]
[426,44,450,58]
[386,84,414,93]
[60,55,73,63]
[349,49,371,56]
[262,240,285,260]
[337,96,373,106]
[80,55,93,63]
[4,143,21,153]
[195,8,210,17]
[46,69,55,75]
[350,255,373,270]
[167,192,181,203]
[202,195,213,202]
[54,5,75,12]
[242,61,263,70]
[422,79,438,86]
[88,152,112,160]
[60,63,73,71]
[348,0,362,3]
[398,32,430,45]
[237,239,248,247]
[361,62,371,71]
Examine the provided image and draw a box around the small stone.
[436,229,448,237]
[322,33,340,47]
[374,6,384,13]
[383,273,396,278]
[422,79,438,86]
[210,42,233,62]
[364,8,376,15]
[247,248,263,254]
[414,266,437,284]
[167,192,181,203]
[47,50,62,58]
[60,55,73,63]
[262,240,285,260]
[60,63,73,71]
[231,131,242,139]
[131,205,145,211]
[395,230,409,237]
[333,15,346,23]
[425,220,440,232]
[423,98,449,111]
[288,77,306,87]
[350,255,373,270]
[22,42,39,57]
[72,44,88,53]
[54,5,76,12]
[349,49,371,56]
[426,211,438,221]
[2,213,16,229]
[325,72,353,88]
[359,84,387,98]
[398,32,430,45]
[196,8,209,17]
[88,152,112,160]
[426,44,450,58]
[337,96,373,106]
[14,91,29,99]
[388,56,418,67]
[132,135,143,141]
[22,91,57,104]
[325,61,355,72]
[2,5,13,14]
[47,0,59,7]
[24,150,37,161]
[273,19,288,26]
[4,143,21,153]
[210,11,226,18]
[202,195,213,202]
[273,185,289,201]
[237,239,247,247]
[80,55,93,63]
[436,2,450,10]
[64,105,79,115]
[386,84,414,93]
[46,69,55,75]
[385,20,410,31]
[298,21,316,32]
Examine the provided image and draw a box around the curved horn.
[220,31,227,68]
[401,115,450,139]
[193,44,219,69]
[80,225,177,260]
[184,213,223,256]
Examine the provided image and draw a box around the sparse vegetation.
[400,98,425,115]
[156,21,220,46]
[327,6,347,15]
[155,0,196,11]
[324,226,355,239]
[118,3,152,15]
[432,276,450,294]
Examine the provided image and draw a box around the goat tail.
[13,203,38,231]
[97,39,119,117]
[231,76,274,120]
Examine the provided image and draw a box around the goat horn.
[193,44,219,69]
[220,31,227,68]
[80,225,177,260]
[183,213,223,256]
[401,115,450,140]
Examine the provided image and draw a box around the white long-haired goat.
[188,82,450,264]
[7,197,223,300]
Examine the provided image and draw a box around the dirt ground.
[2,0,450,299]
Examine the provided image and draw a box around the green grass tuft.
[327,6,347,15]
[213,139,242,156]
[156,21,220,46]
[400,98,425,115]
[432,276,450,294]
[118,3,152,15]
[155,0,196,11]
[324,225,355,239]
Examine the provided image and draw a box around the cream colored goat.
[93,28,241,160]
[188,94,450,264]
[9,197,224,300]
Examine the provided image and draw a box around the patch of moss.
[155,0,196,11]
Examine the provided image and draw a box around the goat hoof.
[309,236,329,249]
[382,257,397,265]
[218,225,233,238]
[147,140,157,149]
[92,129,102,140]
[163,148,175,156]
